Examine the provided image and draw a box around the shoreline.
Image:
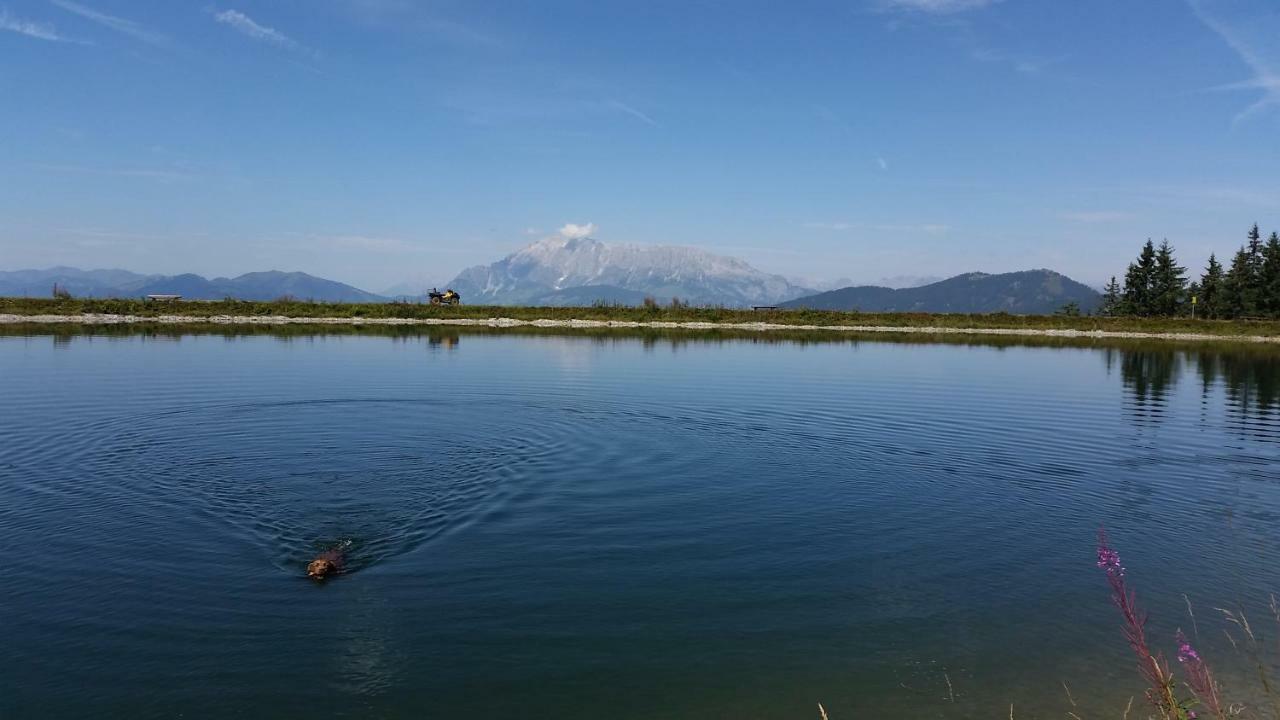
[5,312,1280,344]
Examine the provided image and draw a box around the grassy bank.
[5,296,1280,337]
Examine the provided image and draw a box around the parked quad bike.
[429,288,461,306]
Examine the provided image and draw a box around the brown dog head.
[307,558,338,580]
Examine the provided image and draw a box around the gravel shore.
[4,312,1280,344]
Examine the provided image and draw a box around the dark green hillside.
[781,270,1101,314]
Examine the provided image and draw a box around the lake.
[3,328,1279,719]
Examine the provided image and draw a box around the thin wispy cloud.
[310,234,417,253]
[1163,183,1280,210]
[0,8,76,41]
[1189,0,1280,125]
[884,2,1058,81]
[56,227,184,240]
[876,156,888,170]
[33,163,196,183]
[335,0,501,48]
[970,46,1064,76]
[805,221,950,234]
[442,92,657,130]
[812,104,854,132]
[1060,211,1134,223]
[49,0,169,47]
[880,0,1002,14]
[419,15,501,48]
[608,99,659,127]
[213,9,308,54]
[50,227,177,251]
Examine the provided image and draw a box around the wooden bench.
[752,305,779,311]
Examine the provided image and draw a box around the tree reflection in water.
[1108,346,1279,428]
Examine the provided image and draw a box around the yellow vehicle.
[428,288,461,306]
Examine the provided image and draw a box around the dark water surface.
[3,330,1279,719]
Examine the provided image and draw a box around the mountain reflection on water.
[30,324,1280,417]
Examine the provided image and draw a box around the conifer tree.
[1198,253,1225,319]
[1222,246,1252,318]
[1121,239,1157,315]
[1262,231,1280,317]
[1150,240,1186,316]
[1243,224,1265,314]
[1101,276,1122,316]
[1247,223,1264,256]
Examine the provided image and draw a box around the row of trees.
[1101,225,1280,319]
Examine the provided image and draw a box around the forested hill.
[780,270,1101,314]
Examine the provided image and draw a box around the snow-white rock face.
[448,236,814,307]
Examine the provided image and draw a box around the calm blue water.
[2,330,1279,719]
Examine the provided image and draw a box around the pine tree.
[1198,253,1225,319]
[1262,231,1280,317]
[1247,223,1264,255]
[1242,224,1265,314]
[1120,263,1141,315]
[1222,246,1252,318]
[1150,239,1186,316]
[1101,276,1122,316]
[1122,239,1157,315]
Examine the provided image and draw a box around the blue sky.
[2,0,1278,291]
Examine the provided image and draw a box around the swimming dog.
[306,541,350,580]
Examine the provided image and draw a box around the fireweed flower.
[1175,630,1224,719]
[1176,633,1201,664]
[1096,529,1180,716]
[1097,545,1124,576]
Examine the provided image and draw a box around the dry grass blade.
[944,672,955,702]
[1219,606,1280,720]
[1216,607,1256,642]
[817,702,828,720]
[1272,594,1280,661]
[1123,695,1133,720]
[1186,594,1201,642]
[1063,680,1078,707]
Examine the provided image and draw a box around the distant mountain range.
[0,267,156,298]
[0,267,382,303]
[447,236,814,307]
[2,252,1102,315]
[780,270,1101,314]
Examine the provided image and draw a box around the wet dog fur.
[306,545,347,580]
